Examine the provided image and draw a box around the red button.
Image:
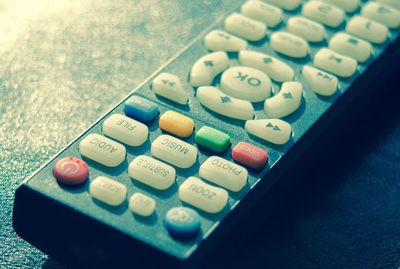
[53,157,89,185]
[232,142,268,170]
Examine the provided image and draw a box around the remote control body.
[13,0,400,267]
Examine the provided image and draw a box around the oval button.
[190,51,230,87]
[102,114,148,147]
[204,30,247,52]
[199,156,248,192]
[240,1,283,27]
[264,81,303,118]
[179,177,228,214]
[238,50,294,82]
[128,155,176,190]
[89,176,127,206]
[231,142,268,170]
[245,119,292,145]
[197,86,254,120]
[151,135,198,169]
[287,16,325,42]
[164,207,201,238]
[79,133,126,167]
[270,31,309,58]
[328,33,372,63]
[319,0,359,12]
[302,1,345,28]
[362,2,400,29]
[220,66,271,102]
[159,110,195,138]
[152,73,188,105]
[224,13,267,41]
[346,16,388,44]
[302,65,338,96]
[313,48,357,78]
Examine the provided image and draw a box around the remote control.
[13,0,400,268]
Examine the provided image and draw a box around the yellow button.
[159,111,195,138]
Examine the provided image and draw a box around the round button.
[53,157,89,186]
[164,207,201,238]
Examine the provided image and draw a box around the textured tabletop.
[1,1,400,268]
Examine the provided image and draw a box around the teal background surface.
[1,1,400,268]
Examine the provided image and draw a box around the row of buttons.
[53,94,272,237]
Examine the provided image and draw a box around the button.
[302,65,338,96]
[124,95,159,122]
[287,16,325,42]
[164,207,201,238]
[152,73,187,105]
[128,155,176,190]
[159,110,195,138]
[238,50,295,82]
[151,135,198,169]
[129,193,156,217]
[89,176,127,206]
[377,0,400,11]
[240,1,283,27]
[102,114,148,147]
[313,48,358,78]
[204,30,247,52]
[194,126,231,153]
[53,157,89,186]
[346,16,388,44]
[245,119,292,145]
[224,13,267,41]
[199,156,248,192]
[79,133,126,167]
[262,0,300,11]
[328,33,372,63]
[178,177,228,214]
[302,1,345,28]
[189,51,230,87]
[231,142,268,170]
[264,81,303,118]
[196,86,254,120]
[361,2,400,29]
[319,0,359,13]
[220,66,272,102]
[270,31,309,58]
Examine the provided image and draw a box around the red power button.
[53,157,89,186]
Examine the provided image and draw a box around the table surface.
[1,1,400,268]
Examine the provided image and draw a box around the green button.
[195,126,231,153]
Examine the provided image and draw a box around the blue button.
[164,207,201,238]
[124,96,159,122]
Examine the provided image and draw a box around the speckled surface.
[1,1,400,268]
[0,1,240,267]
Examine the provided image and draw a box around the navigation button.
[264,81,303,118]
[220,66,271,102]
[245,119,292,145]
[238,50,294,82]
[302,65,338,96]
[190,51,230,87]
[197,86,254,120]
[152,73,188,105]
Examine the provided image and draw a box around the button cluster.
[52,0,399,241]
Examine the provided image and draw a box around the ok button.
[220,66,272,102]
